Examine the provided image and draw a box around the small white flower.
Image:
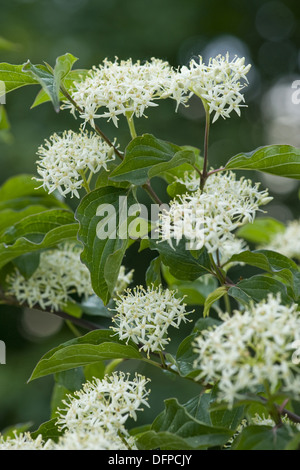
[172,53,251,122]
[111,285,193,357]
[114,265,134,295]
[6,242,94,311]
[34,129,115,198]
[56,372,150,436]
[193,294,300,406]
[219,237,249,266]
[0,432,46,450]
[51,428,137,450]
[65,57,178,128]
[261,219,300,261]
[157,170,272,254]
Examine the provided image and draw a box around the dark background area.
[0,0,300,432]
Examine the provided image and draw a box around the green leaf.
[31,419,63,443]
[95,161,131,190]
[203,286,227,317]
[232,425,298,450]
[161,145,203,184]
[166,181,190,198]
[226,145,300,179]
[80,295,112,318]
[171,277,218,306]
[54,53,78,82]
[12,251,40,279]
[22,61,60,112]
[0,206,49,234]
[50,367,85,418]
[110,134,196,185]
[149,238,211,281]
[28,330,142,381]
[226,250,299,297]
[50,382,70,419]
[84,361,106,381]
[145,256,162,288]
[0,63,38,95]
[75,186,138,304]
[136,398,233,450]
[209,387,245,431]
[1,209,76,244]
[228,274,292,305]
[176,333,200,378]
[193,316,221,333]
[0,175,55,202]
[226,286,252,306]
[0,220,78,270]
[54,367,85,392]
[31,69,89,108]
[236,217,285,244]
[183,394,212,426]
[184,393,245,432]
[61,300,82,318]
[0,174,68,213]
[163,262,218,305]
[32,53,78,112]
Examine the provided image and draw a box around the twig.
[0,291,101,331]
[60,86,124,161]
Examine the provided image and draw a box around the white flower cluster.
[66,57,178,128]
[6,242,93,311]
[193,294,300,406]
[262,219,300,261]
[114,265,134,295]
[111,285,192,357]
[0,372,150,450]
[157,171,272,254]
[66,54,251,128]
[50,429,136,451]
[56,371,150,448]
[57,371,150,431]
[6,243,133,312]
[174,53,251,122]
[251,413,300,430]
[34,129,115,198]
[0,432,48,450]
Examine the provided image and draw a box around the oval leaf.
[226,145,300,179]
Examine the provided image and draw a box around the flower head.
[6,242,94,311]
[157,170,272,253]
[65,57,177,128]
[193,294,300,406]
[0,432,47,450]
[173,53,251,122]
[6,244,132,312]
[34,129,115,198]
[261,219,300,261]
[56,372,150,435]
[111,285,192,356]
[114,265,134,296]
[51,428,137,450]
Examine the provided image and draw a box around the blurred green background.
[0,0,300,432]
